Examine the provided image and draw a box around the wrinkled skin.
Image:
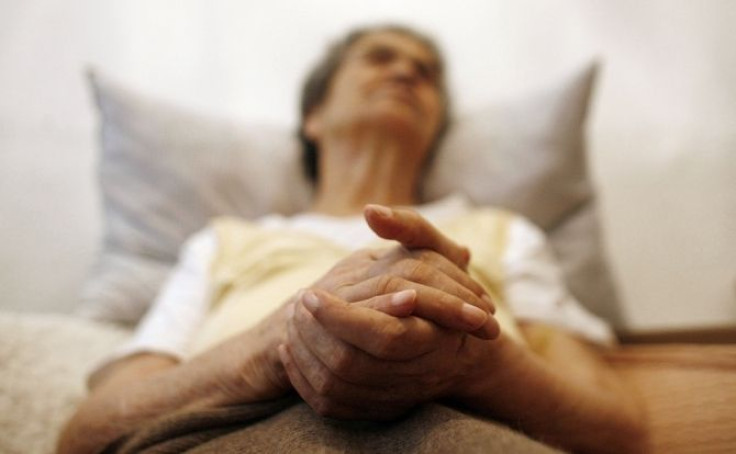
[279,205,502,420]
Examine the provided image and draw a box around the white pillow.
[424,66,593,229]
[79,64,623,327]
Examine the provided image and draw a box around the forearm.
[58,304,291,454]
[59,355,221,454]
[453,333,647,454]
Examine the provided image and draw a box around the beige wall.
[0,0,734,331]
[581,1,736,329]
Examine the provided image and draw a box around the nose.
[388,57,419,83]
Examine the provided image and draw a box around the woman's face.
[305,30,445,161]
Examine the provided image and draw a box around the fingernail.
[277,344,290,363]
[390,289,416,307]
[367,204,392,218]
[461,303,488,329]
[482,318,501,340]
[302,290,321,312]
[482,294,496,314]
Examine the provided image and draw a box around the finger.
[311,249,376,292]
[352,289,417,317]
[293,297,431,385]
[408,249,494,311]
[279,343,403,420]
[284,318,430,416]
[364,204,470,269]
[351,289,495,342]
[345,276,498,339]
[278,343,354,417]
[287,312,399,401]
[301,289,444,360]
[286,310,341,396]
[370,251,495,314]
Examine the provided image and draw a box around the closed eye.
[415,61,439,85]
[361,44,440,85]
[364,46,397,65]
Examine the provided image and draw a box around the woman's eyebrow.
[361,43,396,57]
[362,43,440,73]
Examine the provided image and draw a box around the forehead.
[347,30,440,66]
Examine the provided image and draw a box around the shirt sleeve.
[503,216,616,346]
[101,227,217,366]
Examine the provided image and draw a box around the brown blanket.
[108,398,562,454]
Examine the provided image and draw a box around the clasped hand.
[278,204,501,420]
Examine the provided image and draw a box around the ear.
[304,107,323,142]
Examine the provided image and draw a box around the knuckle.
[374,323,408,358]
[396,258,425,280]
[402,227,420,245]
[313,369,335,395]
[375,274,402,295]
[413,249,440,263]
[330,346,354,374]
[437,291,460,308]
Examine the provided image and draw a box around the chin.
[368,109,425,138]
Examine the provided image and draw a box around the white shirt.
[119,195,614,362]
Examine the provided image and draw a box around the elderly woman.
[59,25,646,453]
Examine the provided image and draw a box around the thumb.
[363,204,470,270]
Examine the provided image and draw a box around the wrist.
[448,333,525,408]
[201,300,294,406]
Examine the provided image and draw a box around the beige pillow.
[79,64,622,327]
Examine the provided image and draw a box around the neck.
[310,134,424,216]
